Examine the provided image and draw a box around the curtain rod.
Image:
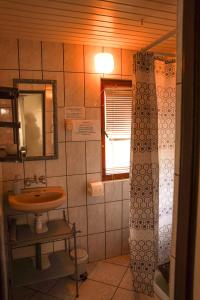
[133,51,176,58]
[141,30,176,53]
[154,52,176,57]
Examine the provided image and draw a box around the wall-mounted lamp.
[0,108,9,115]
[95,53,114,73]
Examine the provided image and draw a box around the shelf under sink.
[9,219,73,247]
[12,251,75,287]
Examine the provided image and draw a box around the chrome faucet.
[38,175,47,185]
[24,175,38,187]
[24,175,47,187]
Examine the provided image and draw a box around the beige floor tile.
[112,288,153,300]
[78,279,116,300]
[48,277,80,300]
[28,279,57,293]
[119,268,133,291]
[105,255,130,267]
[12,287,36,300]
[88,261,127,286]
[86,262,98,275]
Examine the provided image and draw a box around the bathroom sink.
[8,186,65,213]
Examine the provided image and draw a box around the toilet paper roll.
[87,182,104,197]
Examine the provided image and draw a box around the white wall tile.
[106,201,122,231]
[122,49,134,76]
[67,174,86,207]
[85,108,101,120]
[106,230,122,258]
[65,72,84,107]
[122,180,130,200]
[85,74,101,107]
[42,42,63,71]
[19,39,41,70]
[0,70,19,86]
[123,200,129,229]
[41,242,53,254]
[46,143,66,177]
[105,181,123,202]
[3,179,24,197]
[20,70,42,79]
[0,39,18,69]
[54,240,65,252]
[88,233,105,262]
[64,44,84,72]
[86,141,101,173]
[2,162,24,181]
[65,128,72,142]
[66,142,86,175]
[122,228,129,255]
[76,236,88,252]
[88,203,105,234]
[48,209,64,221]
[24,161,46,180]
[12,246,35,259]
[68,206,87,236]
[47,176,67,192]
[57,108,65,142]
[87,173,104,205]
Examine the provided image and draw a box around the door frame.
[175,0,200,299]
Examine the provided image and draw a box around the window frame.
[101,78,132,181]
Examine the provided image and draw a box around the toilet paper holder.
[87,182,104,197]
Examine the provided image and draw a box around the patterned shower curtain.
[129,52,176,296]
[155,59,176,264]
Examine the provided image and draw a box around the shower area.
[129,51,176,299]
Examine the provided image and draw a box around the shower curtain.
[129,52,176,296]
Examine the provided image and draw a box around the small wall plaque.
[72,120,101,141]
[65,107,85,120]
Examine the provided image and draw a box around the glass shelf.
[12,251,75,287]
[8,219,74,248]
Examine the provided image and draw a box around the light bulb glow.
[95,53,114,73]
[0,108,9,115]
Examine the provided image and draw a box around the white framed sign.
[72,120,101,141]
[65,107,85,120]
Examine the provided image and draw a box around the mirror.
[13,79,58,160]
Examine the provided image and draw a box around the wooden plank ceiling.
[0,0,176,54]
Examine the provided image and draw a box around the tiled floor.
[12,255,157,300]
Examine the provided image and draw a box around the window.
[101,79,132,180]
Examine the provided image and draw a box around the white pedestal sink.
[8,186,66,233]
[8,186,66,270]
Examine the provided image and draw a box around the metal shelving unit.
[6,216,79,299]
